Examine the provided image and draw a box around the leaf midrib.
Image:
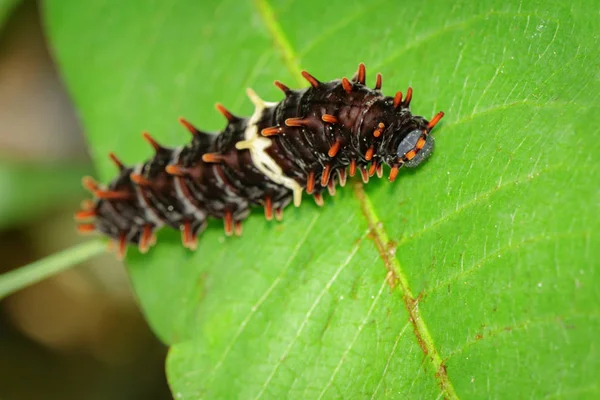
[253,0,458,397]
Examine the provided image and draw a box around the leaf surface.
[44,0,600,398]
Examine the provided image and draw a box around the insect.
[75,63,444,259]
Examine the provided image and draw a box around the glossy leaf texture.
[44,0,599,398]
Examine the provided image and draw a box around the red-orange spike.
[337,168,347,187]
[165,164,186,176]
[75,209,96,220]
[376,163,383,178]
[77,223,96,234]
[285,117,308,127]
[202,153,224,163]
[404,87,413,106]
[130,173,154,187]
[301,70,320,88]
[349,160,357,177]
[95,190,133,200]
[327,179,336,196]
[116,233,128,260]
[341,77,353,94]
[321,114,338,124]
[80,199,95,210]
[179,117,199,135]
[368,162,377,177]
[365,146,374,161]
[108,152,125,170]
[360,167,369,183]
[389,166,400,182]
[142,132,162,151]
[234,221,243,236]
[328,139,341,157]
[321,164,331,186]
[375,73,382,90]
[274,80,290,94]
[215,103,235,122]
[261,126,282,136]
[313,192,324,207]
[264,196,273,221]
[356,63,366,84]
[427,111,445,129]
[82,176,99,192]
[224,211,233,236]
[181,221,193,249]
[275,207,283,221]
[306,171,315,194]
[393,91,403,108]
[139,224,153,254]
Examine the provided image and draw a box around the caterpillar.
[75,63,444,259]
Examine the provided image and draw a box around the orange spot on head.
[404,149,417,161]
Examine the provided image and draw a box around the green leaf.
[44,0,600,398]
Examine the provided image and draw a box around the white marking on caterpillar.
[236,88,304,207]
[133,163,165,227]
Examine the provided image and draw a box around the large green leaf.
[44,0,599,398]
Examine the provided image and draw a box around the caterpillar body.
[76,64,444,259]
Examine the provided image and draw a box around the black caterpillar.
[76,63,444,259]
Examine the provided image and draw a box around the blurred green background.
[0,1,170,398]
